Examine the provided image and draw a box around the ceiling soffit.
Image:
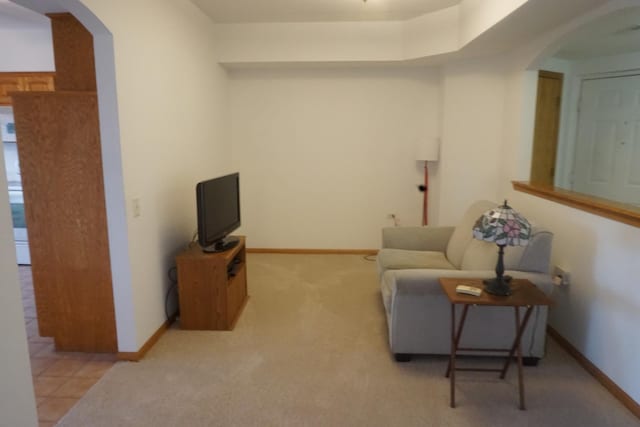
[191,0,461,24]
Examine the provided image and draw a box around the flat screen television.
[196,172,241,253]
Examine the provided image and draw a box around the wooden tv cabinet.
[175,236,248,330]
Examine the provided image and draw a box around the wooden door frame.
[530,70,564,186]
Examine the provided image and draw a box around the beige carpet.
[59,254,639,427]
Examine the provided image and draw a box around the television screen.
[196,172,240,252]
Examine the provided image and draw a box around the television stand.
[176,236,248,330]
[202,236,240,253]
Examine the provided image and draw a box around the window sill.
[512,181,640,228]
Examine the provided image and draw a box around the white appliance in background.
[1,107,30,265]
[8,186,30,264]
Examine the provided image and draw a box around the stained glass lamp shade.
[472,200,531,296]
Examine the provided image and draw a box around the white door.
[1,108,30,264]
[573,74,640,206]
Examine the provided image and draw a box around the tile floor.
[19,266,117,427]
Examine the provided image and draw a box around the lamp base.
[483,278,512,296]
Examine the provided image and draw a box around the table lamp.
[472,200,531,296]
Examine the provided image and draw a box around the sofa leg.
[394,353,412,362]
[522,357,539,366]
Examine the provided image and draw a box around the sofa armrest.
[382,226,455,251]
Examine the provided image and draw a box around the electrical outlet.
[553,266,570,286]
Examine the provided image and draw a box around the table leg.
[446,304,469,377]
[500,306,534,378]
[499,306,534,410]
[447,304,469,408]
[515,307,526,410]
[449,303,456,408]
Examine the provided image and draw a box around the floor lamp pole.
[422,162,429,226]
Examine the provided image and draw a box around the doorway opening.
[1,106,29,264]
[0,1,128,423]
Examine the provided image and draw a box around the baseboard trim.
[547,326,640,419]
[117,315,176,362]
[246,248,378,255]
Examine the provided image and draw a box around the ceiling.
[554,6,640,60]
[0,0,48,29]
[1,1,639,62]
[191,0,461,23]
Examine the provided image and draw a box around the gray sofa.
[377,200,554,363]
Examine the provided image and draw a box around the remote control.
[455,284,482,297]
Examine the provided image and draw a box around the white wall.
[437,56,507,223]
[229,67,441,249]
[0,17,53,427]
[506,189,640,403]
[458,0,527,47]
[214,0,530,66]
[76,0,231,350]
[0,0,231,421]
[0,148,36,427]
[403,6,459,59]
[499,2,640,404]
[214,21,405,64]
[0,27,54,71]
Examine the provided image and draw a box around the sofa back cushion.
[445,200,497,269]
[459,239,526,270]
[514,227,553,273]
[459,226,553,273]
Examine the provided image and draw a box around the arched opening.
[9,0,136,351]
[1,0,134,350]
[515,3,640,228]
[0,1,133,422]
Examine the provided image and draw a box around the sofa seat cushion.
[378,248,456,271]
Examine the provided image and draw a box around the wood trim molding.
[0,72,56,106]
[45,12,74,19]
[246,248,378,255]
[539,70,564,80]
[0,71,55,77]
[513,181,640,228]
[117,315,176,362]
[547,326,640,419]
